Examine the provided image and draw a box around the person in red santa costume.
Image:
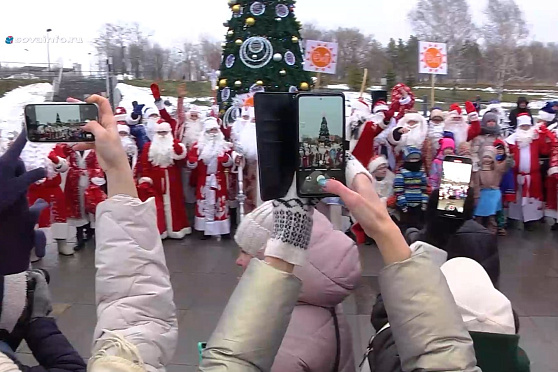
[542,114,558,230]
[505,113,556,230]
[347,98,389,169]
[139,120,191,239]
[387,110,429,166]
[187,117,234,239]
[58,144,100,251]
[444,102,482,149]
[373,100,398,171]
[231,97,261,214]
[20,142,74,258]
[117,124,138,171]
[84,168,107,227]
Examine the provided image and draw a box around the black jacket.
[0,318,86,372]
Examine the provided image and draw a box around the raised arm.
[151,83,178,135]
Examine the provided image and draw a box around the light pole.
[88,52,92,76]
[46,28,52,72]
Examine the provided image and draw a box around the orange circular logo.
[424,47,443,68]
[311,46,332,68]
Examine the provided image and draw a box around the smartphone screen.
[25,103,98,142]
[438,156,473,218]
[254,92,298,201]
[297,94,346,198]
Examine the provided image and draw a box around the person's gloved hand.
[264,179,314,267]
[151,83,162,101]
[28,270,53,321]
[132,101,145,119]
[465,101,479,122]
[47,150,59,164]
[173,141,183,155]
[0,132,49,274]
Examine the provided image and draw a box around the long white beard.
[149,134,175,168]
[428,122,444,141]
[21,143,55,179]
[402,125,427,148]
[516,128,536,148]
[444,120,468,145]
[238,122,258,161]
[184,119,203,147]
[145,119,158,141]
[198,132,229,163]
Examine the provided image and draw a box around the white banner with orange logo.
[419,41,448,75]
[303,40,338,74]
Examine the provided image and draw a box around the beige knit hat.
[234,201,274,256]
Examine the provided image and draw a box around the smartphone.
[437,155,473,218]
[297,93,346,198]
[254,92,298,201]
[198,342,207,363]
[24,103,98,142]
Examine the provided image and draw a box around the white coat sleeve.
[92,195,178,372]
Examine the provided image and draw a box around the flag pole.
[359,68,368,98]
[431,73,436,107]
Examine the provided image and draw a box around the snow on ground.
[116,83,213,115]
[0,83,52,136]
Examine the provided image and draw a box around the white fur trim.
[538,111,554,123]
[51,222,69,240]
[368,156,388,173]
[0,272,27,333]
[54,157,69,173]
[166,227,192,239]
[222,153,233,167]
[195,216,231,236]
[346,157,373,189]
[548,166,558,176]
[155,100,165,111]
[126,113,140,125]
[399,96,412,106]
[373,104,389,113]
[203,117,220,131]
[172,143,187,160]
[156,122,172,133]
[187,161,198,169]
[117,124,130,134]
[138,177,153,185]
[115,113,127,122]
[402,112,423,124]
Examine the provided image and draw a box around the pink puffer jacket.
[271,210,362,372]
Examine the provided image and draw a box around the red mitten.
[173,142,183,155]
[150,83,161,101]
[465,101,476,114]
[48,151,59,164]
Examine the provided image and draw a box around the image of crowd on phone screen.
[4,79,558,372]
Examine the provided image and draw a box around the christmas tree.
[217,0,312,116]
[318,115,330,146]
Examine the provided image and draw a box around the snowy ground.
[0,83,52,135]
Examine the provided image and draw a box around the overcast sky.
[1,0,556,73]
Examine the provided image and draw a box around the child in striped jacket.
[394,146,429,229]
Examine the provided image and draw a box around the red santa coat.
[351,119,387,168]
[137,181,167,235]
[544,131,558,218]
[140,140,191,239]
[58,146,100,223]
[84,185,107,215]
[21,143,69,236]
[187,143,233,235]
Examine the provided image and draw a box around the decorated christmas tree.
[318,115,330,146]
[217,0,312,118]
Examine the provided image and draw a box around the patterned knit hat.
[234,201,274,256]
[402,146,422,161]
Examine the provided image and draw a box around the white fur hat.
[203,117,220,131]
[234,201,274,256]
[117,124,130,134]
[368,155,388,173]
[517,113,533,127]
[402,111,424,126]
[351,98,370,114]
[143,107,159,118]
[115,114,127,122]
[241,106,255,118]
[441,257,516,335]
[155,121,172,133]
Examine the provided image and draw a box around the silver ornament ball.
[273,53,282,62]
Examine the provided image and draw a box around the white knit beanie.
[234,201,274,256]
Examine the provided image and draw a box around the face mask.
[404,161,422,172]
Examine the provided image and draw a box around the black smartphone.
[296,93,346,198]
[25,103,98,142]
[254,92,298,201]
[437,155,473,218]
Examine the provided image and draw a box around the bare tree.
[483,0,529,99]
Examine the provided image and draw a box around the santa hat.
[401,111,424,127]
[368,155,388,173]
[439,137,455,152]
[115,107,127,115]
[449,103,462,115]
[90,168,106,186]
[143,107,159,118]
[189,105,200,114]
[441,258,516,335]
[234,201,274,256]
[351,98,370,114]
[430,108,444,121]
[117,124,130,135]
[517,113,533,127]
[372,100,388,114]
[203,117,220,131]
[538,102,556,122]
[155,120,172,132]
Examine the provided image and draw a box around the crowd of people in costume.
[1,81,556,372]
